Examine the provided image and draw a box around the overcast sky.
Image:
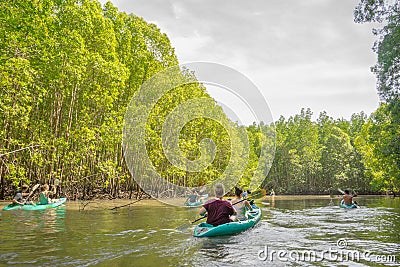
[99,0,380,123]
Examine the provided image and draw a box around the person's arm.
[13,198,24,205]
[245,200,253,211]
[199,207,207,216]
[13,193,24,205]
[228,202,237,215]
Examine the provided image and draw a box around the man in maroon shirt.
[198,183,236,226]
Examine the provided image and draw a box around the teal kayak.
[185,194,208,207]
[193,206,262,237]
[2,198,66,211]
[340,199,358,209]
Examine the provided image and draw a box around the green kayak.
[340,199,359,209]
[185,194,208,207]
[193,206,262,237]
[2,198,67,211]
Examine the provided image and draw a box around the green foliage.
[0,0,179,198]
[355,104,400,192]
[263,109,374,194]
[354,0,400,193]
[354,0,400,101]
[262,104,397,195]
[1,0,398,199]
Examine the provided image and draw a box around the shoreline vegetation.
[0,194,395,211]
[1,0,399,200]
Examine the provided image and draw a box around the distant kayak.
[2,198,66,211]
[185,194,208,207]
[193,206,262,237]
[340,199,359,209]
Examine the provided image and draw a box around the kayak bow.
[339,199,358,209]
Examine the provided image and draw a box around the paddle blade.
[338,188,345,194]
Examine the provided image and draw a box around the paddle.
[191,214,207,224]
[23,184,40,204]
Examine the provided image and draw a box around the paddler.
[198,183,236,226]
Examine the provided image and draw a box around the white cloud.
[167,30,213,61]
[98,0,380,122]
[172,3,184,19]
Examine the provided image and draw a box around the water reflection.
[37,207,66,234]
[0,206,66,266]
[2,207,65,234]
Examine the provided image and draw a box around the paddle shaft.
[23,184,40,204]
[191,198,247,224]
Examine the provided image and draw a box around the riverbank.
[1,194,392,211]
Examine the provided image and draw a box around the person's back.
[203,199,235,226]
[13,191,24,205]
[188,194,197,203]
[39,184,54,204]
[39,191,49,204]
[198,183,235,226]
[231,199,246,220]
[231,187,252,221]
[13,184,30,205]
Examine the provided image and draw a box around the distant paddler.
[13,184,39,206]
[186,189,200,205]
[342,189,357,205]
[338,188,359,208]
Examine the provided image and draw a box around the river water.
[0,196,399,267]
